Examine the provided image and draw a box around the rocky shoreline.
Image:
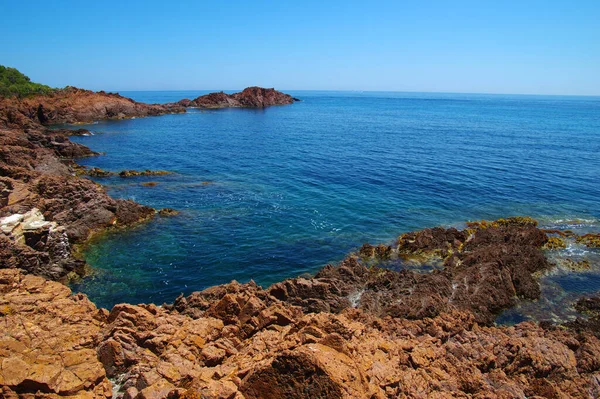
[2,219,600,398]
[1,87,600,398]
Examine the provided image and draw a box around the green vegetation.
[0,66,54,98]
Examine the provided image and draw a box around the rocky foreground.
[2,86,600,398]
[2,219,600,398]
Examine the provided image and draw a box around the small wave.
[560,242,590,257]
[551,218,599,224]
[540,217,599,231]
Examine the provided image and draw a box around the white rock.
[22,220,52,231]
[0,214,24,234]
[22,208,45,225]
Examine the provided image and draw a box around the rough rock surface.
[0,125,155,281]
[183,87,298,109]
[0,87,170,282]
[268,219,550,325]
[2,257,600,398]
[0,269,111,398]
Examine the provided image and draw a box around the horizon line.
[104,88,600,98]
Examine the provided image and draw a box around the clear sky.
[2,0,599,95]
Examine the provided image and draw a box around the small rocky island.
[1,67,600,398]
[178,86,300,109]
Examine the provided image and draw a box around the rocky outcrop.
[0,87,185,128]
[182,87,298,109]
[0,208,86,280]
[80,167,173,178]
[268,218,550,325]
[0,82,189,281]
[0,124,155,281]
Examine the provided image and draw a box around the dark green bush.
[0,66,55,98]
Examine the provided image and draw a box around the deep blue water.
[69,91,600,314]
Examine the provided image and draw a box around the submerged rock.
[86,167,113,177]
[566,295,600,339]
[576,233,600,248]
[79,168,173,178]
[544,235,567,249]
[118,169,172,178]
[158,208,179,216]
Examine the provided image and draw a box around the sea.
[69,90,600,324]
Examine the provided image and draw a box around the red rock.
[0,87,184,128]
[188,87,297,109]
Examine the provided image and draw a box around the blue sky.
[2,0,599,95]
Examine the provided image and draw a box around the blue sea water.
[69,91,600,317]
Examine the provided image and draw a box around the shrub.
[0,65,55,98]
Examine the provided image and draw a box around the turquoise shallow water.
[69,91,600,315]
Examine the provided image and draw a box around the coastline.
[1,88,600,398]
[0,86,297,282]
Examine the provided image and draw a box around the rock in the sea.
[158,208,179,216]
[118,170,172,178]
[269,220,550,325]
[186,87,297,109]
[79,168,173,178]
[576,233,600,248]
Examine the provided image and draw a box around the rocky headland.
[0,87,185,128]
[1,75,600,398]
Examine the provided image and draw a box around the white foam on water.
[560,242,590,257]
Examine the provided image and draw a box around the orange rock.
[0,269,109,397]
